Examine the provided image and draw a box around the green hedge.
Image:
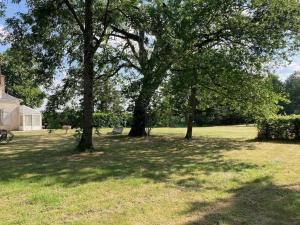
[257,115,300,140]
[44,111,132,129]
[93,112,132,128]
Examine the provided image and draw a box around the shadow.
[184,177,300,225]
[0,134,257,187]
[250,138,300,145]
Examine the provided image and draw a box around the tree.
[43,106,81,129]
[167,0,300,139]
[169,49,287,140]
[2,0,300,143]
[113,0,300,137]
[3,0,121,150]
[109,1,178,137]
[94,78,124,113]
[284,71,300,114]
[0,49,46,108]
[268,74,285,95]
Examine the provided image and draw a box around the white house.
[0,75,42,131]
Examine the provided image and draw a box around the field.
[0,126,299,225]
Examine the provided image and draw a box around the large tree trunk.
[128,99,148,137]
[128,81,158,137]
[185,86,197,140]
[78,0,94,151]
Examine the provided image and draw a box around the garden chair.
[0,130,14,143]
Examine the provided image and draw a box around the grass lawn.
[0,126,299,225]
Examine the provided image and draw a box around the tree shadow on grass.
[0,134,258,187]
[184,176,300,225]
[248,138,300,145]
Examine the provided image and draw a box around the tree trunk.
[185,86,197,140]
[78,0,94,151]
[128,100,148,137]
[128,81,157,137]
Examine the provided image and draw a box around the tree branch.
[62,0,85,33]
[110,33,127,39]
[96,63,131,81]
[93,0,110,53]
[124,57,141,72]
[195,28,228,48]
[111,25,141,42]
[126,39,139,60]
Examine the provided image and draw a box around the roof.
[0,93,21,102]
[20,105,41,115]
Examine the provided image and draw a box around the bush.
[257,115,300,140]
[44,110,132,129]
[43,108,81,129]
[93,112,132,128]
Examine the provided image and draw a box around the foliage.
[283,72,300,114]
[2,0,300,140]
[94,78,124,113]
[0,49,46,108]
[268,74,285,95]
[194,107,253,126]
[265,73,300,115]
[112,1,178,136]
[165,0,300,138]
[93,112,132,128]
[43,107,81,129]
[166,57,286,127]
[2,0,128,150]
[43,108,131,129]
[257,115,300,140]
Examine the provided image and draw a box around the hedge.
[257,115,300,140]
[93,112,132,128]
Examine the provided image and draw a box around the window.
[25,115,32,127]
[32,115,40,127]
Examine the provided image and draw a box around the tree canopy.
[0,49,45,108]
[283,72,300,114]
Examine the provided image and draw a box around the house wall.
[0,75,42,131]
[0,101,20,131]
[19,114,42,131]
[0,75,5,99]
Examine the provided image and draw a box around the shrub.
[257,115,300,140]
[43,108,81,129]
[44,110,132,129]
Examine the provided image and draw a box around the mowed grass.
[0,126,299,225]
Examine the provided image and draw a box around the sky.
[0,1,27,51]
[0,1,300,81]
